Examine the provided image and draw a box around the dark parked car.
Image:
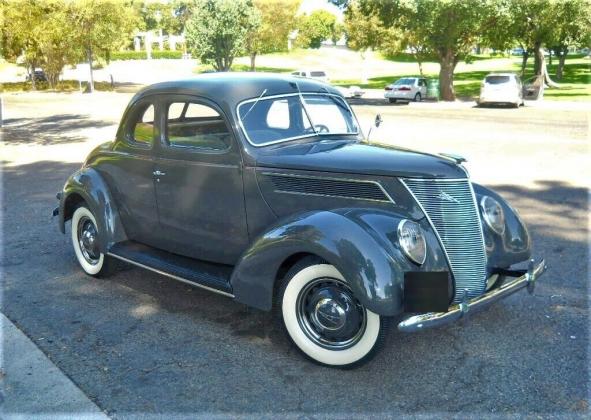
[55,73,546,367]
[26,69,47,82]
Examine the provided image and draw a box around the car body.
[335,85,365,98]
[384,77,427,103]
[478,73,524,107]
[56,73,546,368]
[291,70,330,83]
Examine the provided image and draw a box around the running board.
[108,241,234,298]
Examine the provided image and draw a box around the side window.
[166,101,231,151]
[130,103,155,145]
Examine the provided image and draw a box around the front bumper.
[398,258,547,332]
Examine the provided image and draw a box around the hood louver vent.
[266,174,391,203]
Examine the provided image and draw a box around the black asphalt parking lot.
[1,93,588,417]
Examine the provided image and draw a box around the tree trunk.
[87,47,95,93]
[520,51,529,76]
[438,50,456,101]
[414,54,424,76]
[250,53,256,71]
[360,50,368,84]
[29,63,36,90]
[556,48,567,80]
[533,42,543,75]
[534,45,560,88]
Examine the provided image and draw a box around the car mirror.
[374,114,383,128]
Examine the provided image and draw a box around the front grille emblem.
[437,191,460,204]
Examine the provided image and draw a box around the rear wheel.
[388,98,396,103]
[277,259,388,368]
[71,205,113,277]
[414,93,422,102]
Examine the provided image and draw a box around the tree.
[549,0,591,80]
[136,1,185,36]
[245,0,301,71]
[186,0,260,72]
[70,0,136,92]
[1,0,46,89]
[297,10,337,49]
[331,22,344,45]
[38,1,80,88]
[344,1,393,82]
[361,0,494,101]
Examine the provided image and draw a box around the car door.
[107,98,159,246]
[419,79,427,96]
[153,95,248,265]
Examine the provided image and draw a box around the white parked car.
[384,77,427,103]
[291,70,330,83]
[335,85,365,98]
[478,73,524,108]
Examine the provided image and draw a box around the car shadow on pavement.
[2,160,589,415]
[2,115,113,145]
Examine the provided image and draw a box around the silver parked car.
[478,73,524,108]
[384,77,427,103]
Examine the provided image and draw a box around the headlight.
[398,219,427,265]
[480,195,505,235]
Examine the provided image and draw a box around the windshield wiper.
[240,88,267,122]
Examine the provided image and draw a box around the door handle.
[153,170,166,176]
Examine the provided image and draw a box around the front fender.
[473,183,531,268]
[231,208,450,316]
[58,167,126,252]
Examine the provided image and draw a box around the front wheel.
[277,260,388,368]
[388,98,396,103]
[71,205,112,277]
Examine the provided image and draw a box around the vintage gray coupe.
[55,73,546,367]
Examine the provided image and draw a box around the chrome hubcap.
[296,278,367,350]
[77,217,100,265]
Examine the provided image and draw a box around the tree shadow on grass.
[1,114,113,146]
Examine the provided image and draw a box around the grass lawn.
[196,48,589,102]
[334,55,590,101]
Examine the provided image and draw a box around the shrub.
[110,50,183,61]
[0,80,114,93]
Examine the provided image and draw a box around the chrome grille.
[401,178,487,302]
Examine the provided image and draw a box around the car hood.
[255,140,467,179]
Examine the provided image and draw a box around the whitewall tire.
[71,205,110,277]
[278,260,388,368]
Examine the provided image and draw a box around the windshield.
[237,93,359,146]
[394,78,415,85]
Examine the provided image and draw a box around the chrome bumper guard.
[398,259,547,333]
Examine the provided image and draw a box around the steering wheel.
[305,124,330,134]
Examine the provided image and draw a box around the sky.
[298,0,344,22]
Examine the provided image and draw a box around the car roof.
[485,73,517,77]
[131,72,341,108]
